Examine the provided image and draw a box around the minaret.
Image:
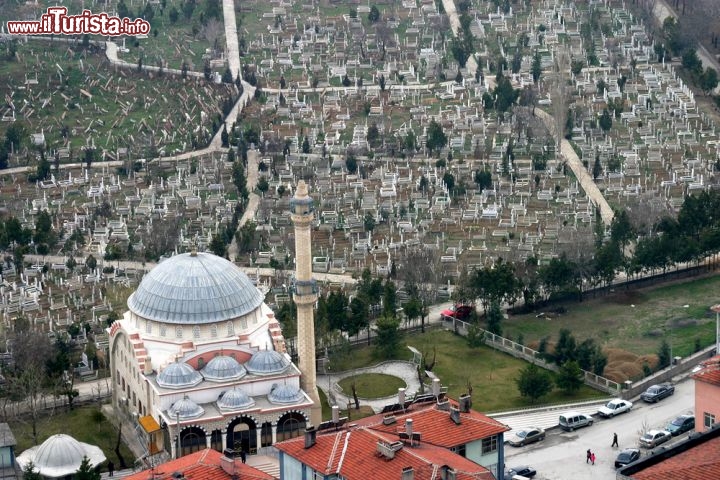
[290,180,322,426]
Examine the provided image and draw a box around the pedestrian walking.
[240,449,246,464]
[108,461,114,477]
[612,432,619,448]
[591,452,596,465]
[586,449,591,464]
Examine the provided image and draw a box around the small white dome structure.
[16,434,106,478]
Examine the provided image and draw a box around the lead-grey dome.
[127,252,264,324]
[168,396,205,420]
[202,355,247,382]
[246,350,290,375]
[268,384,304,404]
[157,361,203,389]
[217,388,255,411]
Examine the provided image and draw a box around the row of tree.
[453,190,720,311]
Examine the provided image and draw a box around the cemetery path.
[441,0,479,76]
[654,0,720,94]
[222,0,241,80]
[533,109,615,226]
[25,254,360,285]
[228,149,260,260]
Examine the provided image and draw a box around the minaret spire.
[290,180,322,426]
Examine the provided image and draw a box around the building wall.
[695,381,720,432]
[465,434,503,479]
[279,452,303,480]
[0,446,14,468]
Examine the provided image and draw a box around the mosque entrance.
[275,412,307,442]
[226,417,257,454]
[179,427,206,456]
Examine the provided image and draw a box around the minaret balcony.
[290,278,318,296]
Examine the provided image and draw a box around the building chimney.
[332,405,339,423]
[401,467,414,480]
[143,356,153,375]
[219,456,235,475]
[405,419,413,438]
[459,393,472,413]
[450,406,461,425]
[436,399,450,411]
[398,387,406,405]
[304,426,317,448]
[432,378,441,397]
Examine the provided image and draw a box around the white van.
[559,411,594,431]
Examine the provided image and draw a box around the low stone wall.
[621,346,717,400]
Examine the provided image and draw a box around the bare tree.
[5,324,55,445]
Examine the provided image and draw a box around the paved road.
[222,0,241,80]
[504,378,695,480]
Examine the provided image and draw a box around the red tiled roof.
[360,400,510,448]
[630,436,720,480]
[275,427,495,480]
[692,355,720,387]
[124,449,273,480]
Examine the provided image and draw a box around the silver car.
[639,429,671,448]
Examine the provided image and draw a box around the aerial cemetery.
[0,0,719,386]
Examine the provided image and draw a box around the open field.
[503,272,720,360]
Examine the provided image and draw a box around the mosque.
[109,181,321,460]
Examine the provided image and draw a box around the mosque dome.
[16,434,106,478]
[202,355,247,382]
[217,388,256,412]
[268,384,304,405]
[157,361,203,389]
[127,252,264,324]
[245,350,290,375]
[169,396,205,420]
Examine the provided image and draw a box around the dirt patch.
[603,348,659,382]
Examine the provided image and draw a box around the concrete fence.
[447,318,623,395]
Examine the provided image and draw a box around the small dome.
[157,362,203,389]
[16,434,106,478]
[268,384,304,404]
[217,388,255,412]
[169,396,205,420]
[202,355,247,382]
[246,350,290,375]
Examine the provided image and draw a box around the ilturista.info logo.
[6,7,151,36]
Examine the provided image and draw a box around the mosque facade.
[109,251,313,459]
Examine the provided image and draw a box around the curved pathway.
[317,361,421,413]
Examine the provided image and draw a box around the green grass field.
[502,273,720,358]
[329,329,607,413]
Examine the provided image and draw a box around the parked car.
[641,383,675,403]
[507,427,545,447]
[505,465,537,480]
[558,411,594,431]
[666,415,695,436]
[639,429,672,448]
[615,448,641,468]
[598,399,633,418]
[440,304,474,321]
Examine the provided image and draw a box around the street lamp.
[711,304,720,355]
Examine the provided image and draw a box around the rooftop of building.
[691,354,720,387]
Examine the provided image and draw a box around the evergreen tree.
[516,363,553,403]
[556,360,583,394]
